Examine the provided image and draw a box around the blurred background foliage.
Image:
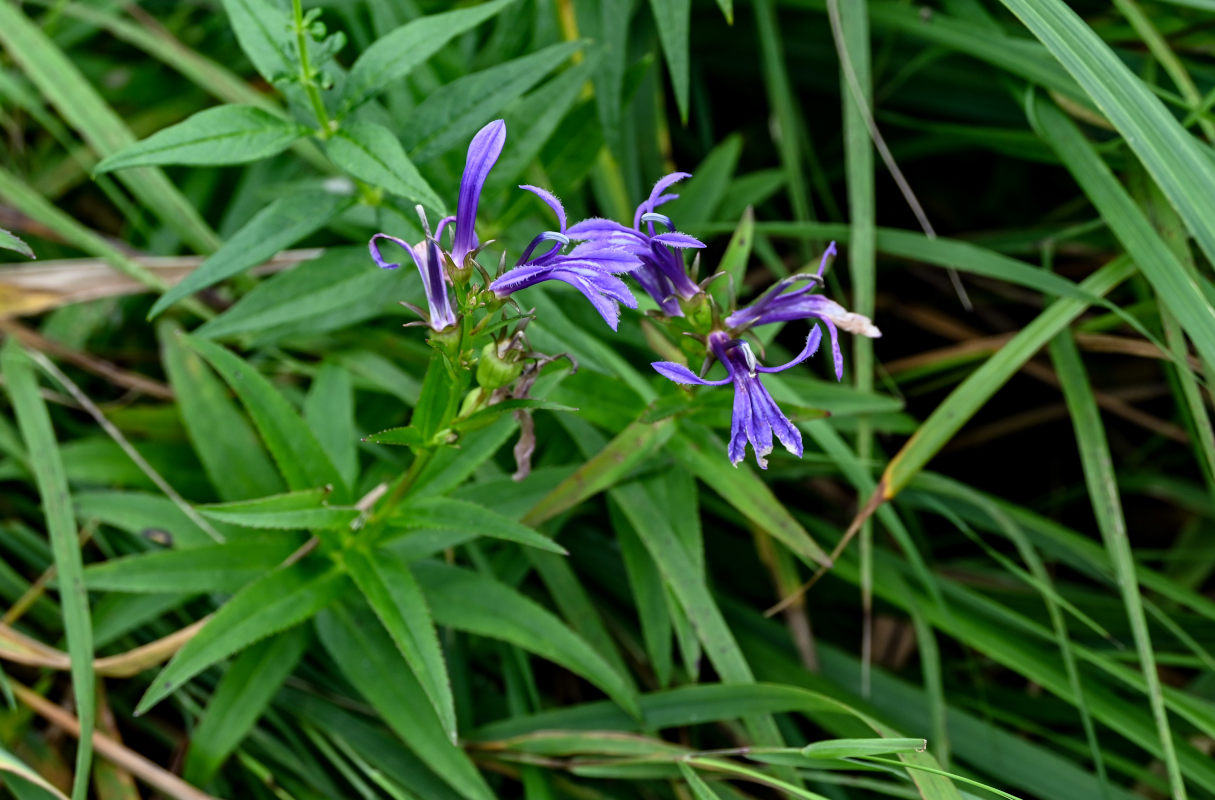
[1,0,1214,799]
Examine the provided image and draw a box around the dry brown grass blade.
[12,681,222,800]
[0,248,322,318]
[0,618,209,677]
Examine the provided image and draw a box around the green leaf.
[649,0,692,122]
[184,626,310,784]
[326,121,444,210]
[0,227,34,259]
[454,399,577,435]
[345,549,457,742]
[200,490,359,531]
[1,341,94,800]
[159,323,283,502]
[414,561,640,719]
[0,3,218,253]
[1049,330,1187,799]
[0,744,69,800]
[678,762,723,800]
[882,257,1135,498]
[404,41,582,163]
[195,247,402,341]
[183,335,350,501]
[219,0,294,86]
[316,600,497,800]
[803,737,927,759]
[95,105,304,172]
[135,558,345,715]
[304,363,358,489]
[149,190,352,318]
[74,490,228,550]
[387,496,567,555]
[522,419,673,527]
[998,0,1215,272]
[669,423,830,566]
[81,538,300,594]
[1030,95,1215,370]
[365,425,427,448]
[339,0,519,114]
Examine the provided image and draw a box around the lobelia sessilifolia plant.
[370,119,881,478]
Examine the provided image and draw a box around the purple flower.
[369,225,457,332]
[726,243,880,380]
[652,328,823,468]
[451,119,507,268]
[490,185,641,331]
[567,172,705,316]
[369,119,507,330]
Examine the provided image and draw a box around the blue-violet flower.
[490,185,642,331]
[567,172,705,316]
[726,243,881,379]
[652,328,824,469]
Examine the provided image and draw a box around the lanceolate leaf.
[404,42,583,162]
[345,548,457,742]
[220,0,294,86]
[413,560,641,719]
[340,0,519,113]
[95,105,305,172]
[0,227,34,259]
[326,121,444,210]
[81,538,301,594]
[149,189,352,318]
[317,601,497,800]
[183,336,350,501]
[387,496,567,555]
[135,558,345,715]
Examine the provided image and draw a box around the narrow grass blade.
[0,3,219,252]
[0,743,69,800]
[998,0,1215,273]
[1030,95,1215,370]
[1,341,93,800]
[1049,330,1188,800]
[648,0,691,122]
[882,256,1134,498]
[0,228,34,259]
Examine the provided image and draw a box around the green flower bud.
[476,341,523,390]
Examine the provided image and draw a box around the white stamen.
[739,341,759,375]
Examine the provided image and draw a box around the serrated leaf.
[195,247,405,341]
[365,425,427,448]
[149,190,352,318]
[404,41,582,162]
[327,121,444,210]
[340,0,519,114]
[414,560,639,718]
[74,490,230,550]
[184,626,310,783]
[95,105,304,172]
[183,336,350,501]
[345,549,456,742]
[200,490,359,530]
[316,600,497,800]
[81,539,300,594]
[159,323,283,502]
[220,0,294,86]
[135,558,344,715]
[387,496,566,555]
[0,227,34,259]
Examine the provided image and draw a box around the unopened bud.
[476,341,523,390]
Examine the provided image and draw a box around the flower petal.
[519,184,566,232]
[452,119,506,266]
[652,231,706,249]
[369,233,414,270]
[635,172,692,227]
[652,361,731,386]
[756,327,823,373]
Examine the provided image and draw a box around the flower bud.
[476,341,523,390]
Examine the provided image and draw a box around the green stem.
[290,0,332,135]
[373,447,435,522]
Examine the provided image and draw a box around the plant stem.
[291,0,332,135]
